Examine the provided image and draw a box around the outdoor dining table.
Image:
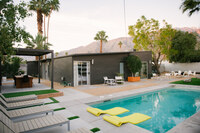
[15,75,33,88]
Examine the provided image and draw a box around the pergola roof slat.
[15,48,53,56]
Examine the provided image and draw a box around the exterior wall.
[130,51,152,78]
[160,62,200,73]
[27,61,38,77]
[50,56,73,84]
[72,51,152,85]
[26,51,152,86]
[72,53,130,85]
[20,64,27,74]
[41,61,51,80]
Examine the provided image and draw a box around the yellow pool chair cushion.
[103,113,151,127]
[87,107,129,116]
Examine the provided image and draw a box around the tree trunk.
[47,9,52,43]
[100,40,102,53]
[153,56,161,75]
[44,15,46,39]
[37,10,43,35]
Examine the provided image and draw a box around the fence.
[160,62,200,73]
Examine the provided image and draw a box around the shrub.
[125,55,142,77]
[2,57,23,78]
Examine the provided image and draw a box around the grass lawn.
[171,78,200,86]
[3,89,59,98]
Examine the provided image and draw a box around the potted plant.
[125,55,142,82]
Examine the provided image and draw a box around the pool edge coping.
[80,84,200,133]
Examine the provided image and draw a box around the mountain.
[21,27,200,61]
[176,27,200,35]
[57,37,135,56]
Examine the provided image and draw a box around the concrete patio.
[1,76,200,133]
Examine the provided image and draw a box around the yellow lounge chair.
[87,107,129,116]
[103,113,151,127]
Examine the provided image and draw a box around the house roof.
[15,48,53,56]
[52,51,152,60]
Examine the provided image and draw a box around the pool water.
[91,88,200,133]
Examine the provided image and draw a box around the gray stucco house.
[27,51,152,86]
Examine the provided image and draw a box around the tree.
[26,34,52,50]
[125,55,142,77]
[46,0,60,43]
[29,0,46,35]
[192,32,200,50]
[128,16,176,74]
[55,52,59,57]
[180,0,200,16]
[169,30,197,62]
[94,31,108,53]
[65,52,68,56]
[118,41,123,49]
[2,57,23,78]
[0,0,30,60]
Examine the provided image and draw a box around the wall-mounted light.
[91,59,94,65]
[149,60,151,64]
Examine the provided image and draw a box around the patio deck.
[1,76,199,133]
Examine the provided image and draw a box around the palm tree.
[29,0,47,35]
[26,34,52,50]
[180,0,200,16]
[46,0,60,43]
[94,31,108,53]
[118,41,123,49]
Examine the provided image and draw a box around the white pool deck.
[1,78,200,133]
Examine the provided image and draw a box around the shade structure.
[0,48,54,92]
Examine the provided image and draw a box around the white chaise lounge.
[115,76,124,84]
[0,104,53,120]
[68,127,93,133]
[103,76,116,85]
[0,111,70,133]
[0,97,44,110]
[0,94,37,103]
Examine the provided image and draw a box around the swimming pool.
[90,88,200,133]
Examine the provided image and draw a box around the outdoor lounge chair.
[103,76,116,85]
[103,113,151,127]
[0,104,53,120]
[0,97,44,110]
[0,121,13,133]
[0,111,70,133]
[68,127,93,133]
[115,76,124,84]
[175,70,182,76]
[188,70,193,76]
[103,76,109,84]
[87,107,129,116]
[192,71,196,76]
[0,94,37,103]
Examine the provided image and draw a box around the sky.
[16,0,200,52]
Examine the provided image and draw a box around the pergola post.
[51,51,54,89]
[38,56,41,83]
[0,58,1,93]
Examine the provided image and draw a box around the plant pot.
[35,56,43,60]
[128,77,140,82]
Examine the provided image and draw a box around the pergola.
[0,48,54,92]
